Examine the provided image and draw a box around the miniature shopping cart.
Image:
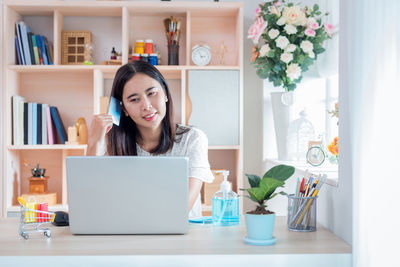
[18,197,55,240]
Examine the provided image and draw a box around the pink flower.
[324,23,334,37]
[307,18,320,30]
[274,1,282,7]
[255,6,261,17]
[248,17,268,44]
[305,28,316,37]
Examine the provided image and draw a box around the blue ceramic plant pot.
[245,213,276,240]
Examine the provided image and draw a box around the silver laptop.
[66,156,189,234]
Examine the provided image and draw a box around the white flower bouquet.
[248,0,334,91]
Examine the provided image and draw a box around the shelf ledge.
[7,65,240,73]
[8,144,87,150]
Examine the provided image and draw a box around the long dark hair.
[107,61,185,155]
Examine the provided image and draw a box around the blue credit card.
[108,96,122,126]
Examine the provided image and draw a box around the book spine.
[37,104,42,145]
[32,35,40,65]
[39,36,48,65]
[46,106,55,144]
[49,43,54,64]
[42,103,48,144]
[19,100,25,145]
[16,23,25,65]
[23,102,28,145]
[27,32,35,65]
[12,95,19,145]
[44,37,53,65]
[32,103,37,145]
[36,35,43,65]
[19,21,31,65]
[15,36,22,65]
[28,103,32,145]
[50,106,67,144]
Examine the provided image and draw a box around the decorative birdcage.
[287,110,315,161]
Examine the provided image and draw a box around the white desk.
[0,217,351,267]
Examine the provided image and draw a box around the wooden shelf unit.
[1,0,243,217]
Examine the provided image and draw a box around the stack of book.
[15,21,54,65]
[12,95,68,145]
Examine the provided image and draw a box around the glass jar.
[135,40,144,54]
[144,39,154,54]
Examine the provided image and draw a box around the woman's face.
[122,73,168,131]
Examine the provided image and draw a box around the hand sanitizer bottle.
[211,170,239,226]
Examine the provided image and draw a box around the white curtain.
[342,0,400,266]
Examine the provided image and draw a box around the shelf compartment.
[128,11,187,66]
[6,71,94,148]
[9,150,64,206]
[62,15,122,65]
[189,13,239,66]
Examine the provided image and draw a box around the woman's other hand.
[86,114,113,155]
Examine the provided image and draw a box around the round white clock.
[192,45,211,66]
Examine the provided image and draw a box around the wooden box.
[29,176,49,194]
[62,31,92,64]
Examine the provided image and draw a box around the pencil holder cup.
[287,194,317,232]
[168,44,179,65]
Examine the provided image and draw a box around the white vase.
[270,92,294,161]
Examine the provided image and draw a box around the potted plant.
[242,164,295,245]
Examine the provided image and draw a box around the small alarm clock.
[192,44,211,66]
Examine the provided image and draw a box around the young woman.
[86,61,214,218]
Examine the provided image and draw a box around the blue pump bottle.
[211,170,239,226]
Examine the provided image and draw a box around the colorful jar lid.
[141,53,149,57]
[136,40,144,43]
[145,39,153,43]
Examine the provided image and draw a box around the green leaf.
[268,50,275,58]
[256,68,269,79]
[273,78,282,87]
[313,4,319,11]
[314,47,326,54]
[247,187,265,203]
[297,54,305,64]
[246,174,261,188]
[273,63,282,72]
[247,177,284,202]
[287,83,297,91]
[263,164,295,181]
[304,57,314,66]
[259,177,285,200]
